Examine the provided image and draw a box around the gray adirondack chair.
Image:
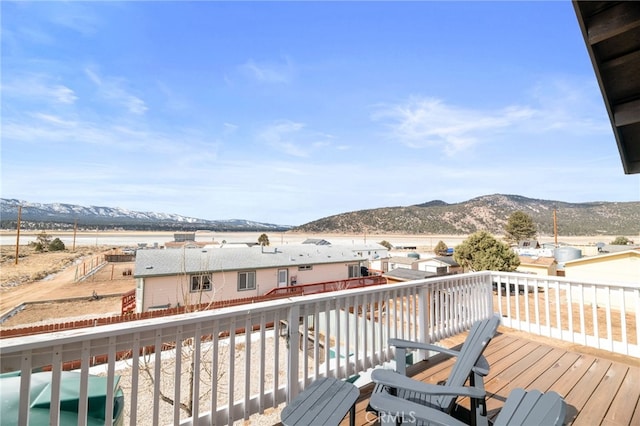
[368,314,501,426]
[369,387,567,426]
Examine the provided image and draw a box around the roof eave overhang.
[572,1,640,174]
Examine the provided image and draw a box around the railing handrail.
[489,270,640,290]
[0,274,478,353]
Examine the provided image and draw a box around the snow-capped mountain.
[0,199,292,232]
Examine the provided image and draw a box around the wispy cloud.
[240,57,294,84]
[47,2,102,36]
[372,97,534,155]
[257,120,309,157]
[85,68,148,115]
[372,78,610,156]
[1,74,78,105]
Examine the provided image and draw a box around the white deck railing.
[1,272,637,425]
[492,272,640,357]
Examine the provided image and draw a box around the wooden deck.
[343,327,640,425]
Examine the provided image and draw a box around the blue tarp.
[0,371,124,425]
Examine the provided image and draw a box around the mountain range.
[0,199,291,232]
[291,194,640,236]
[2,195,639,236]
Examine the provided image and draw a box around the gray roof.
[389,256,417,265]
[301,238,332,245]
[384,268,436,281]
[134,244,365,277]
[433,256,460,267]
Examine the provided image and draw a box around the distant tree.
[32,231,52,252]
[258,233,270,246]
[434,240,448,256]
[378,240,392,250]
[48,238,66,251]
[610,236,630,245]
[504,211,537,244]
[454,231,520,272]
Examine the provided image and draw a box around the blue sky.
[2,1,639,226]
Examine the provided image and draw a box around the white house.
[133,244,367,312]
[563,249,640,285]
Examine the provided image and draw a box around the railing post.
[416,284,430,361]
[287,303,301,402]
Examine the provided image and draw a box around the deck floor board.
[341,329,640,426]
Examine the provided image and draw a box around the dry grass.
[1,245,135,323]
[1,244,108,287]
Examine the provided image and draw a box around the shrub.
[48,238,66,251]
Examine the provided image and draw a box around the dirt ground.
[1,245,135,327]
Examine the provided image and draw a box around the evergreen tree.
[258,233,270,246]
[610,236,630,245]
[434,240,448,256]
[33,231,52,252]
[504,211,537,244]
[378,240,392,250]
[454,231,520,272]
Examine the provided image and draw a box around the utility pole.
[553,207,558,247]
[14,205,21,265]
[72,218,77,251]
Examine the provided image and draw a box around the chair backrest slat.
[438,315,501,411]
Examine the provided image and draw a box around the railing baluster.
[259,312,266,414]
[130,332,140,426]
[18,351,32,426]
[605,286,613,352]
[345,295,352,378]
[105,336,117,426]
[78,340,90,426]
[173,326,183,426]
[228,318,236,425]
[565,285,575,342]
[324,299,331,378]
[579,283,586,346]
[273,311,281,409]
[210,321,219,420]
[192,323,202,423]
[286,304,300,402]
[49,344,62,426]
[152,329,162,426]
[592,284,599,349]
[242,318,250,421]
[620,288,627,353]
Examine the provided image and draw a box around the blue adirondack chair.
[369,387,567,426]
[369,314,501,426]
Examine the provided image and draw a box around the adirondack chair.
[368,314,501,426]
[369,387,567,426]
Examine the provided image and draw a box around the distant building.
[133,244,367,312]
[517,256,558,276]
[371,254,460,276]
[563,249,640,285]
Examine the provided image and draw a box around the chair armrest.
[371,369,486,400]
[369,392,467,426]
[471,355,490,377]
[389,338,460,358]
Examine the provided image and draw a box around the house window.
[298,265,313,271]
[348,264,360,278]
[190,274,212,292]
[238,271,256,291]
